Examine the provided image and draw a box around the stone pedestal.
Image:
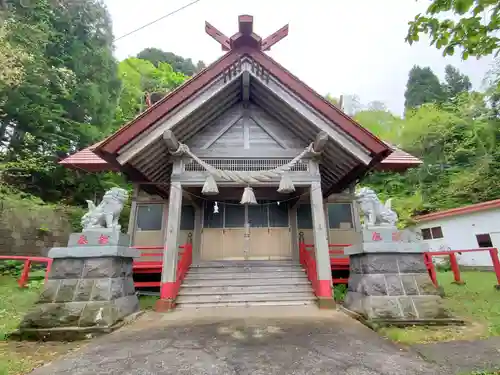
[20,230,140,336]
[343,226,453,324]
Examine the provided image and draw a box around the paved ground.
[413,336,500,374]
[31,306,449,375]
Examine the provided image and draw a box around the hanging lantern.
[213,201,219,214]
[240,186,257,204]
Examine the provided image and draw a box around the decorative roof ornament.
[205,15,289,51]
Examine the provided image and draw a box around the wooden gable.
[186,103,304,155]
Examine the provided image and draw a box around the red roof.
[415,199,500,222]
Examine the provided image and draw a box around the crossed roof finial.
[205,15,289,52]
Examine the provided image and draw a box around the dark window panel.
[136,204,163,231]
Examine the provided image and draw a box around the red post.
[45,259,52,283]
[488,248,500,290]
[424,253,438,287]
[18,259,31,288]
[449,253,465,285]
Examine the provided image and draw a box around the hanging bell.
[213,201,219,214]
[240,186,257,204]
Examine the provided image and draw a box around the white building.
[415,199,500,267]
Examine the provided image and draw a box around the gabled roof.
[60,15,422,197]
[415,199,500,222]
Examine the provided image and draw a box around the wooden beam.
[205,21,231,51]
[261,24,289,51]
[161,181,183,284]
[163,130,180,153]
[313,131,329,153]
[242,71,250,101]
[201,115,243,149]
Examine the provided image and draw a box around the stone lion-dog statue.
[81,187,129,231]
[355,187,398,227]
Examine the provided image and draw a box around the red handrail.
[299,241,319,295]
[0,256,52,288]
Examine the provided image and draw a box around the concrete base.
[20,231,140,338]
[317,297,336,309]
[343,253,453,323]
[155,299,176,312]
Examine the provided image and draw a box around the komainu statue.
[81,187,129,231]
[355,187,398,227]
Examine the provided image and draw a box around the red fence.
[0,256,52,288]
[424,247,500,288]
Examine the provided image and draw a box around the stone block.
[49,258,84,279]
[397,254,427,273]
[398,297,418,319]
[365,296,403,320]
[79,302,116,327]
[49,245,139,259]
[343,291,364,315]
[385,275,404,296]
[349,256,362,274]
[345,241,429,255]
[110,278,125,300]
[74,279,94,301]
[347,273,362,293]
[360,274,388,296]
[123,277,136,296]
[412,295,451,319]
[54,279,78,302]
[21,302,86,329]
[121,260,133,278]
[358,254,398,274]
[414,274,440,295]
[82,258,123,279]
[38,280,60,303]
[68,231,130,247]
[113,295,139,320]
[91,279,112,301]
[360,227,399,243]
[400,275,419,295]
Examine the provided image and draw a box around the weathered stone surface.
[21,302,86,328]
[82,258,122,279]
[413,296,451,319]
[366,296,402,319]
[49,259,84,279]
[361,274,388,296]
[91,279,112,301]
[385,275,404,296]
[114,295,139,320]
[343,291,364,315]
[74,279,94,301]
[346,241,429,255]
[401,275,419,295]
[110,278,124,300]
[49,245,139,259]
[415,274,440,295]
[38,280,60,303]
[79,302,116,327]
[54,280,78,302]
[123,277,135,296]
[397,254,428,273]
[398,297,418,319]
[121,260,133,278]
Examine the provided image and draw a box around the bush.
[0,260,24,277]
[333,284,347,302]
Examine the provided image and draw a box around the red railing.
[0,256,52,288]
[424,248,500,288]
[329,244,351,284]
[299,241,319,294]
[133,244,192,288]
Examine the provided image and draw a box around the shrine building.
[60,16,420,310]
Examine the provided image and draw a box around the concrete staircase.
[176,260,316,308]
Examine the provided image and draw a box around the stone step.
[191,260,298,268]
[187,266,304,274]
[178,284,312,295]
[183,277,310,287]
[176,292,316,305]
[185,271,307,280]
[177,300,316,309]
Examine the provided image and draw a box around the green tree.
[443,64,472,100]
[136,48,205,76]
[406,0,500,59]
[404,66,445,110]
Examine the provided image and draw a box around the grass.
[380,271,500,345]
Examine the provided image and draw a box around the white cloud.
[105,0,494,115]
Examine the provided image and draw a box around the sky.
[105,0,495,116]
